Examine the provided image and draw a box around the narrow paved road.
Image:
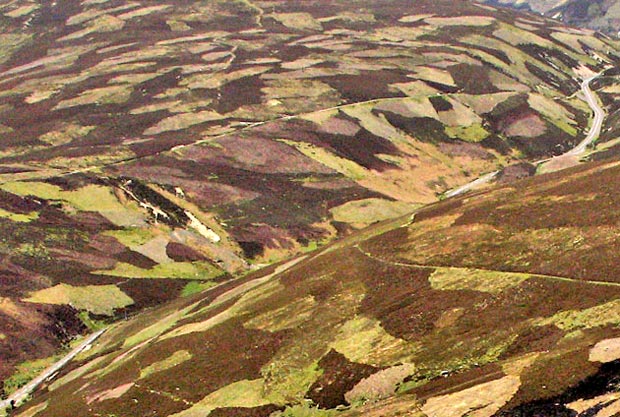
[444,73,604,198]
[566,74,605,156]
[0,329,106,414]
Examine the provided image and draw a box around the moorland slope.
[2,0,620,400]
[15,140,620,417]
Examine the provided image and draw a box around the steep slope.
[15,153,620,417]
[1,0,619,396]
[485,0,620,35]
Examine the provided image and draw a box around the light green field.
[23,284,134,316]
[329,198,416,225]
[279,140,368,180]
[0,182,145,227]
[54,85,133,109]
[429,267,530,294]
[94,261,223,280]
[139,350,192,379]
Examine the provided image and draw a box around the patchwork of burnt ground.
[3,0,620,413]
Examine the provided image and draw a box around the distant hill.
[2,0,620,401]
[485,0,620,35]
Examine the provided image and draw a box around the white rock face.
[185,211,221,243]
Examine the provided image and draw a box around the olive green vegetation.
[139,350,192,379]
[78,311,107,332]
[23,284,134,316]
[3,355,62,396]
[95,261,223,280]
[103,228,157,247]
[0,208,39,223]
[181,281,216,297]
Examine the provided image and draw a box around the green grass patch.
[143,110,225,135]
[4,4,40,18]
[331,316,415,366]
[39,124,96,146]
[181,281,216,297]
[245,296,316,332]
[278,139,368,180]
[54,85,133,109]
[139,350,192,379]
[3,355,62,395]
[122,300,203,348]
[0,34,32,65]
[329,198,416,225]
[170,379,271,416]
[445,124,490,142]
[528,93,578,136]
[23,284,134,316]
[535,299,620,331]
[103,228,157,247]
[78,311,107,332]
[429,267,530,294]
[0,182,144,227]
[0,208,39,223]
[95,261,223,280]
[263,362,323,405]
[341,104,409,145]
[270,12,322,31]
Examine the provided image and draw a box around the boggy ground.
[1,0,620,402]
[12,156,620,417]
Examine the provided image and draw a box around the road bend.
[444,73,604,198]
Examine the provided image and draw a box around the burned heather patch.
[117,279,187,311]
[213,75,266,114]
[209,405,285,417]
[306,349,379,409]
[500,325,565,359]
[323,71,408,103]
[448,63,498,94]
[166,242,210,262]
[501,349,600,411]
[304,127,402,171]
[380,114,451,143]
[0,190,44,214]
[429,96,454,112]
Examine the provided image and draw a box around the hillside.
[2,0,620,401]
[11,147,620,417]
[485,0,620,36]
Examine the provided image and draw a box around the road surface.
[444,73,604,198]
[0,329,106,414]
[566,74,605,156]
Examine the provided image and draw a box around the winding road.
[0,329,106,414]
[567,74,605,156]
[444,73,605,198]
